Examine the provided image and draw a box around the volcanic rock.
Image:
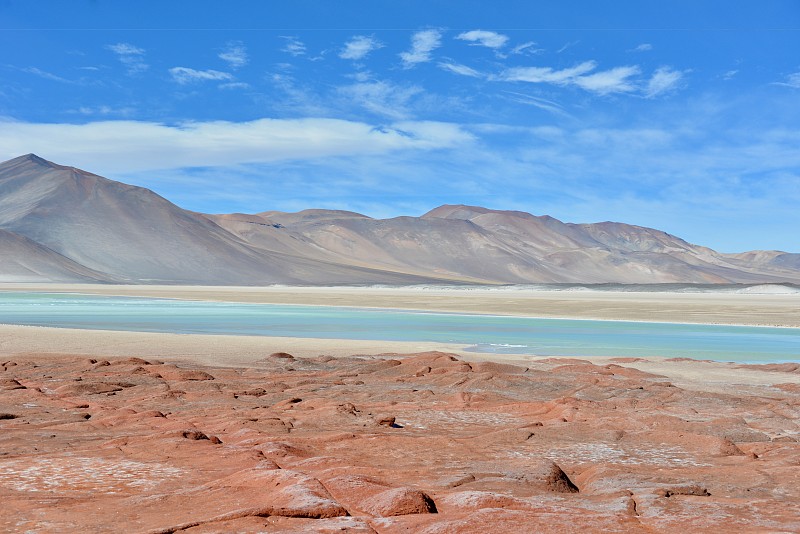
[0,378,25,390]
[362,487,438,516]
[1,352,800,532]
[151,366,214,381]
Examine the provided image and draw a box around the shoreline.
[2,283,800,328]
[2,283,798,392]
[1,323,798,395]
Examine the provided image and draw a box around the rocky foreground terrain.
[1,351,799,533]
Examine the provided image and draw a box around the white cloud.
[633,43,653,52]
[218,41,248,69]
[556,41,579,53]
[510,41,541,55]
[106,43,144,56]
[69,105,134,117]
[0,118,473,173]
[439,62,482,78]
[722,70,738,80]
[340,35,383,60]
[337,81,424,119]
[645,67,684,98]
[501,61,597,84]
[280,36,306,56]
[22,67,72,83]
[106,42,148,75]
[501,61,640,95]
[399,29,442,68]
[169,67,234,84]
[266,73,332,117]
[219,82,251,90]
[777,72,800,88]
[501,91,569,117]
[573,66,640,94]
[348,70,372,82]
[392,120,476,148]
[456,30,509,49]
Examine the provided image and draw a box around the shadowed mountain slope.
[1,156,799,285]
[0,229,116,283]
[0,155,442,285]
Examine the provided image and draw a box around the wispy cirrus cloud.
[69,105,135,117]
[775,71,800,88]
[556,41,579,53]
[267,72,332,117]
[219,82,251,90]
[632,43,653,52]
[573,65,640,94]
[169,67,233,84]
[510,41,542,55]
[438,62,482,78]
[339,35,383,60]
[399,29,442,68]
[500,61,641,95]
[645,67,684,98]
[500,91,570,117]
[500,61,596,84]
[280,36,306,56]
[218,41,248,69]
[456,30,509,49]
[106,42,148,75]
[337,81,424,119]
[22,67,72,83]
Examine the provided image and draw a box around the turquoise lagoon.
[0,292,798,363]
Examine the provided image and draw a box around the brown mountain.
[0,154,439,285]
[1,154,798,285]
[0,228,116,283]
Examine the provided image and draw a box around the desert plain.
[1,284,800,533]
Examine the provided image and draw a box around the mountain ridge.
[1,154,798,285]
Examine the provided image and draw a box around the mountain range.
[1,153,798,285]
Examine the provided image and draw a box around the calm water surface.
[1,292,798,363]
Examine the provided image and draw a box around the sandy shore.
[1,283,798,392]
[2,324,797,395]
[2,283,800,327]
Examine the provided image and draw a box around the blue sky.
[1,0,799,252]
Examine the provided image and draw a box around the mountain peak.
[422,204,538,222]
[20,153,55,165]
[0,153,61,171]
[21,153,49,163]
[422,204,493,220]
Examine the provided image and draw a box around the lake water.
[1,292,798,363]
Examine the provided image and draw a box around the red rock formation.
[1,351,799,532]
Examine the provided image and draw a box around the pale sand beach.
[1,323,798,395]
[1,283,798,393]
[3,283,800,327]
